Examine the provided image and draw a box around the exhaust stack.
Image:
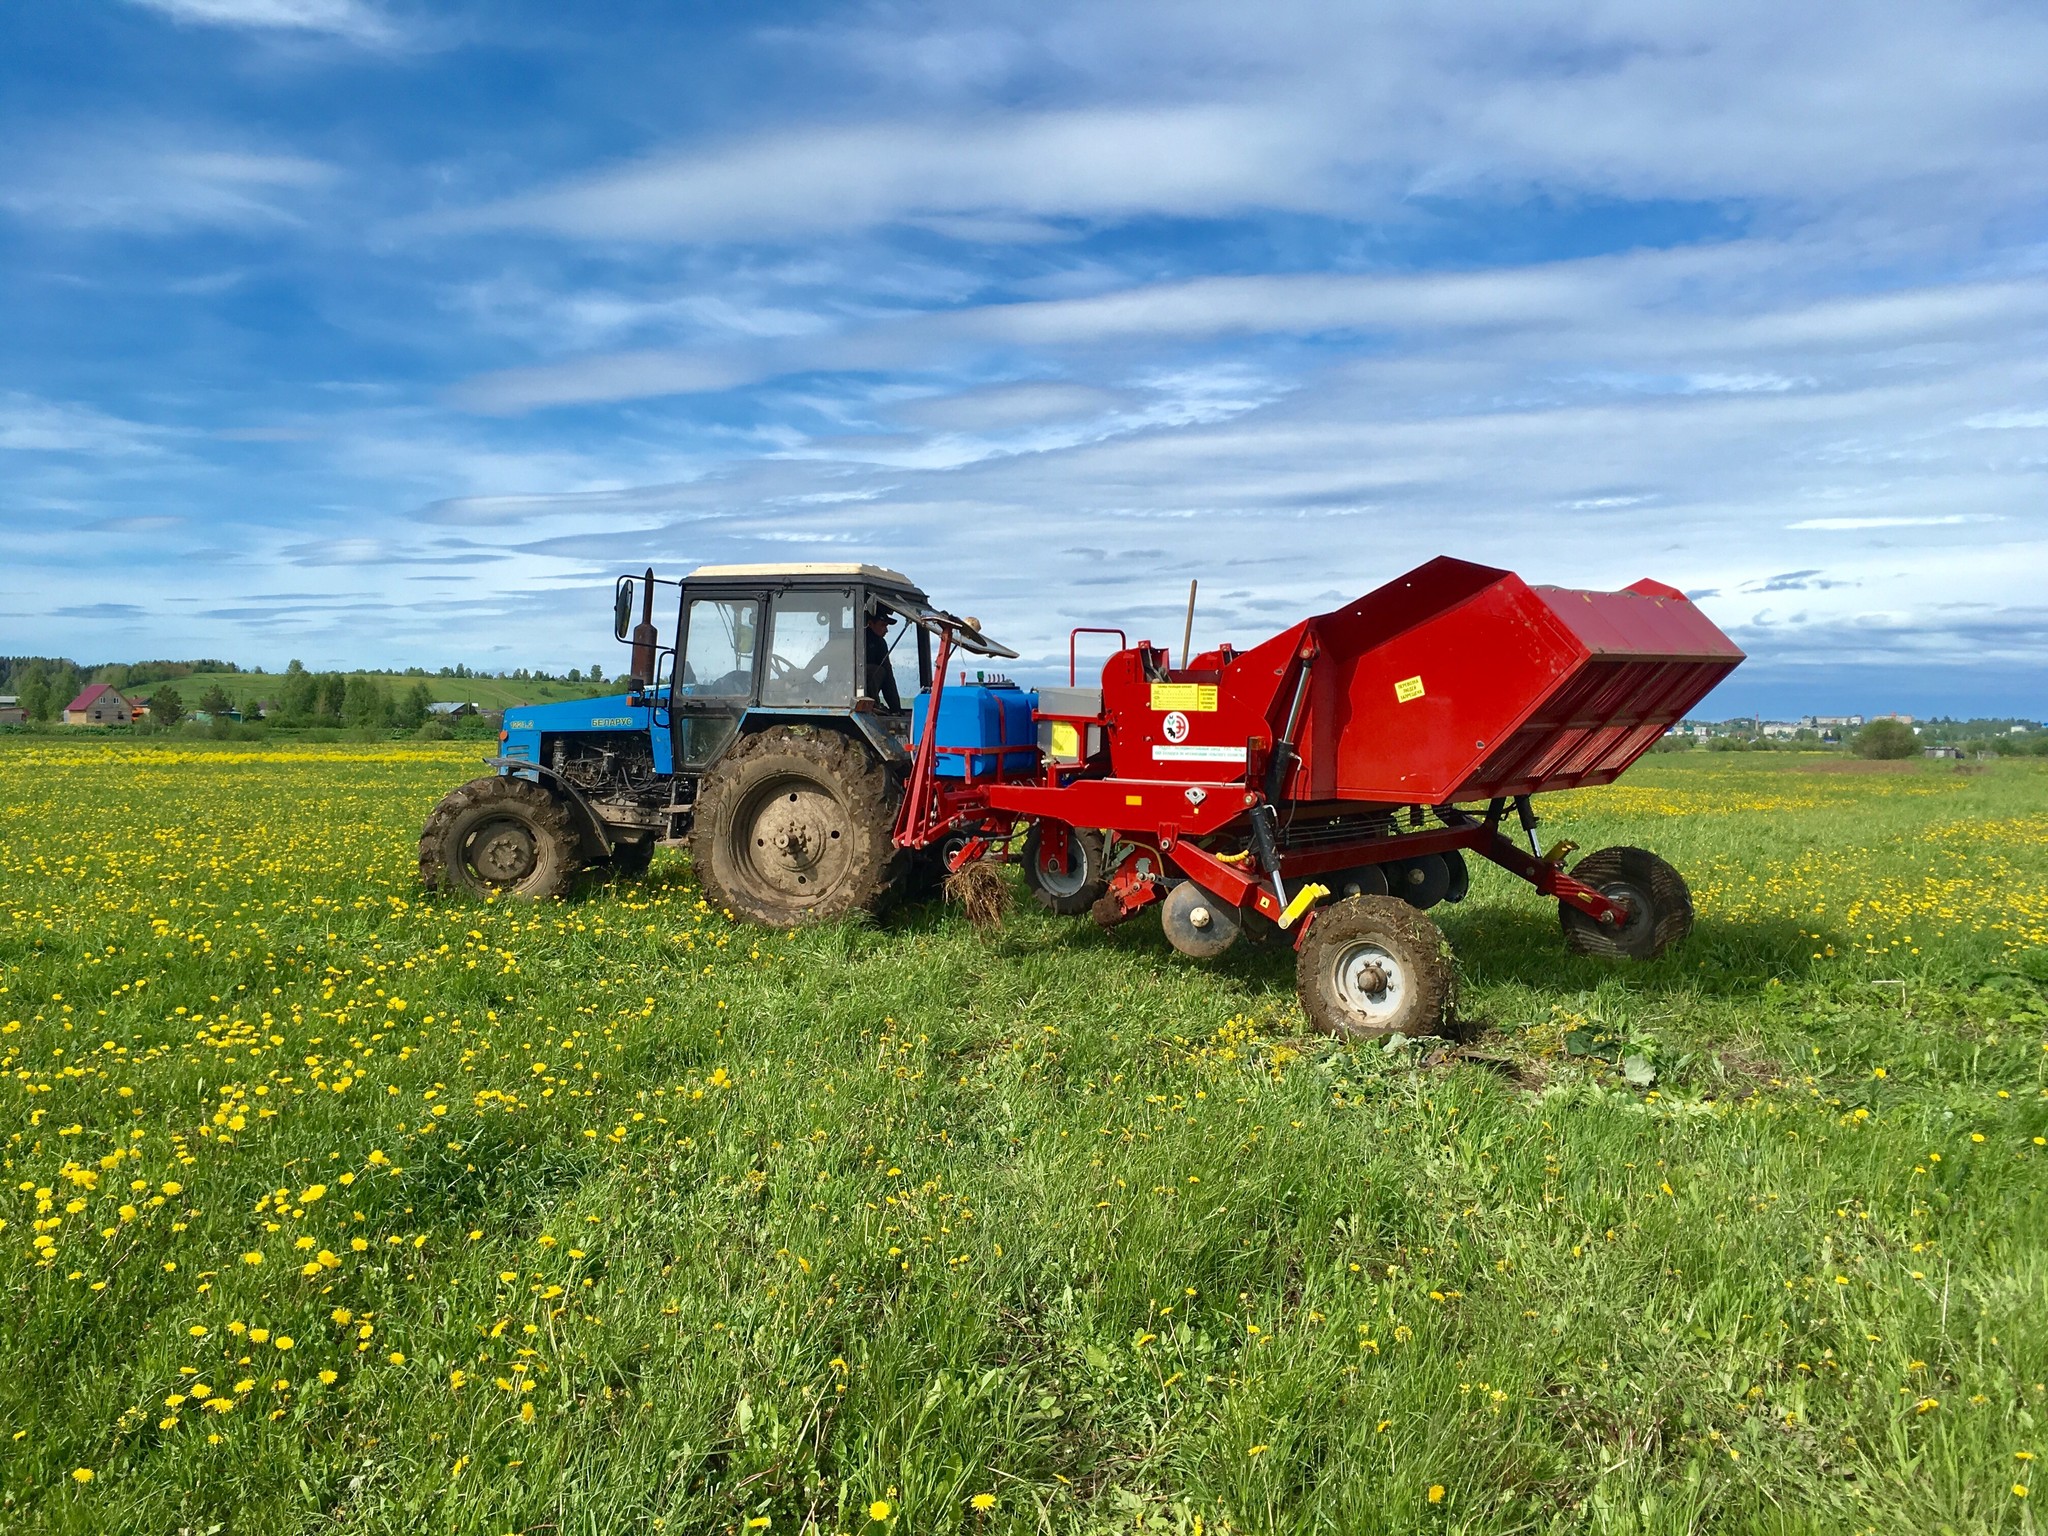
[629,566,658,685]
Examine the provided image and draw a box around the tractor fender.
[732,709,907,770]
[486,755,616,859]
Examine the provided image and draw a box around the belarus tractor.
[419,557,1742,1037]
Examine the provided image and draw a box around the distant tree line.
[3,654,613,734]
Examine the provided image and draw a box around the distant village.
[1659,713,2044,757]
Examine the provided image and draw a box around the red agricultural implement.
[423,554,1740,1037]
[894,556,1742,1035]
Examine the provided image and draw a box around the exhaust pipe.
[629,566,658,687]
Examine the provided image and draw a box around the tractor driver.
[864,604,902,712]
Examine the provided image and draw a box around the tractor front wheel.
[1296,894,1457,1039]
[419,775,580,901]
[1559,845,1693,959]
[1020,823,1108,915]
[691,727,902,926]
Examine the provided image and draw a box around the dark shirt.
[865,627,901,711]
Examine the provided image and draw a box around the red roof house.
[64,684,134,727]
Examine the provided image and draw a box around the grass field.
[2,743,2043,1534]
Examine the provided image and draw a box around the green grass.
[1,744,2043,1534]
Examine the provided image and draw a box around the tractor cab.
[644,563,935,768]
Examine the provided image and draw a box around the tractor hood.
[500,694,651,736]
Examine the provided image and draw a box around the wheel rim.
[1034,837,1089,898]
[464,815,538,885]
[733,773,853,902]
[1326,939,1407,1024]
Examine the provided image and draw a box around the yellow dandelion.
[869,1500,892,1521]
[1427,1485,1445,1504]
[71,1467,93,1484]
[970,1493,996,1511]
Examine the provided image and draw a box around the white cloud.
[0,394,174,456]
[446,106,1323,243]
[442,1,2048,249]
[124,0,394,44]
[1786,514,2000,532]
[1965,408,2048,430]
[0,142,334,231]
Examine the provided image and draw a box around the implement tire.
[1020,823,1108,916]
[691,727,903,926]
[419,775,580,901]
[1560,845,1693,960]
[1296,894,1457,1040]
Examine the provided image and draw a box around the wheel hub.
[1599,882,1651,938]
[739,780,849,897]
[467,817,537,884]
[1331,940,1407,1023]
[1035,844,1088,898]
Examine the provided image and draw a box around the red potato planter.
[896,556,1743,1037]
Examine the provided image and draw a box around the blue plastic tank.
[911,681,1039,777]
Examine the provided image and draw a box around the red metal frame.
[897,558,1739,937]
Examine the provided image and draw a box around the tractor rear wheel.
[1296,894,1457,1039]
[1020,823,1108,915]
[419,775,580,901]
[691,727,902,926]
[1559,845,1693,959]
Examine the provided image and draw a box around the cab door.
[673,590,762,768]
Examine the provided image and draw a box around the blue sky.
[3,0,2046,717]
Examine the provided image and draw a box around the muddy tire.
[691,726,903,926]
[1020,823,1108,916]
[419,775,580,901]
[1296,894,1457,1040]
[1560,845,1693,960]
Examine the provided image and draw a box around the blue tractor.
[417,562,1018,923]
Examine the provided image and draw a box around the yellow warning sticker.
[1394,675,1426,704]
[1150,682,1218,712]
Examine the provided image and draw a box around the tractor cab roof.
[685,562,920,591]
[679,562,1014,658]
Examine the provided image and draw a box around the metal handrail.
[1068,627,1127,686]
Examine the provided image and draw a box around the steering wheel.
[767,654,796,681]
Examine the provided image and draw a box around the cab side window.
[680,598,758,696]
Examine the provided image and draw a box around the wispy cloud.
[444,107,1319,244]
[1786,514,2001,532]
[0,141,335,231]
[123,0,394,45]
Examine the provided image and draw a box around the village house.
[63,683,134,727]
[0,695,25,726]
